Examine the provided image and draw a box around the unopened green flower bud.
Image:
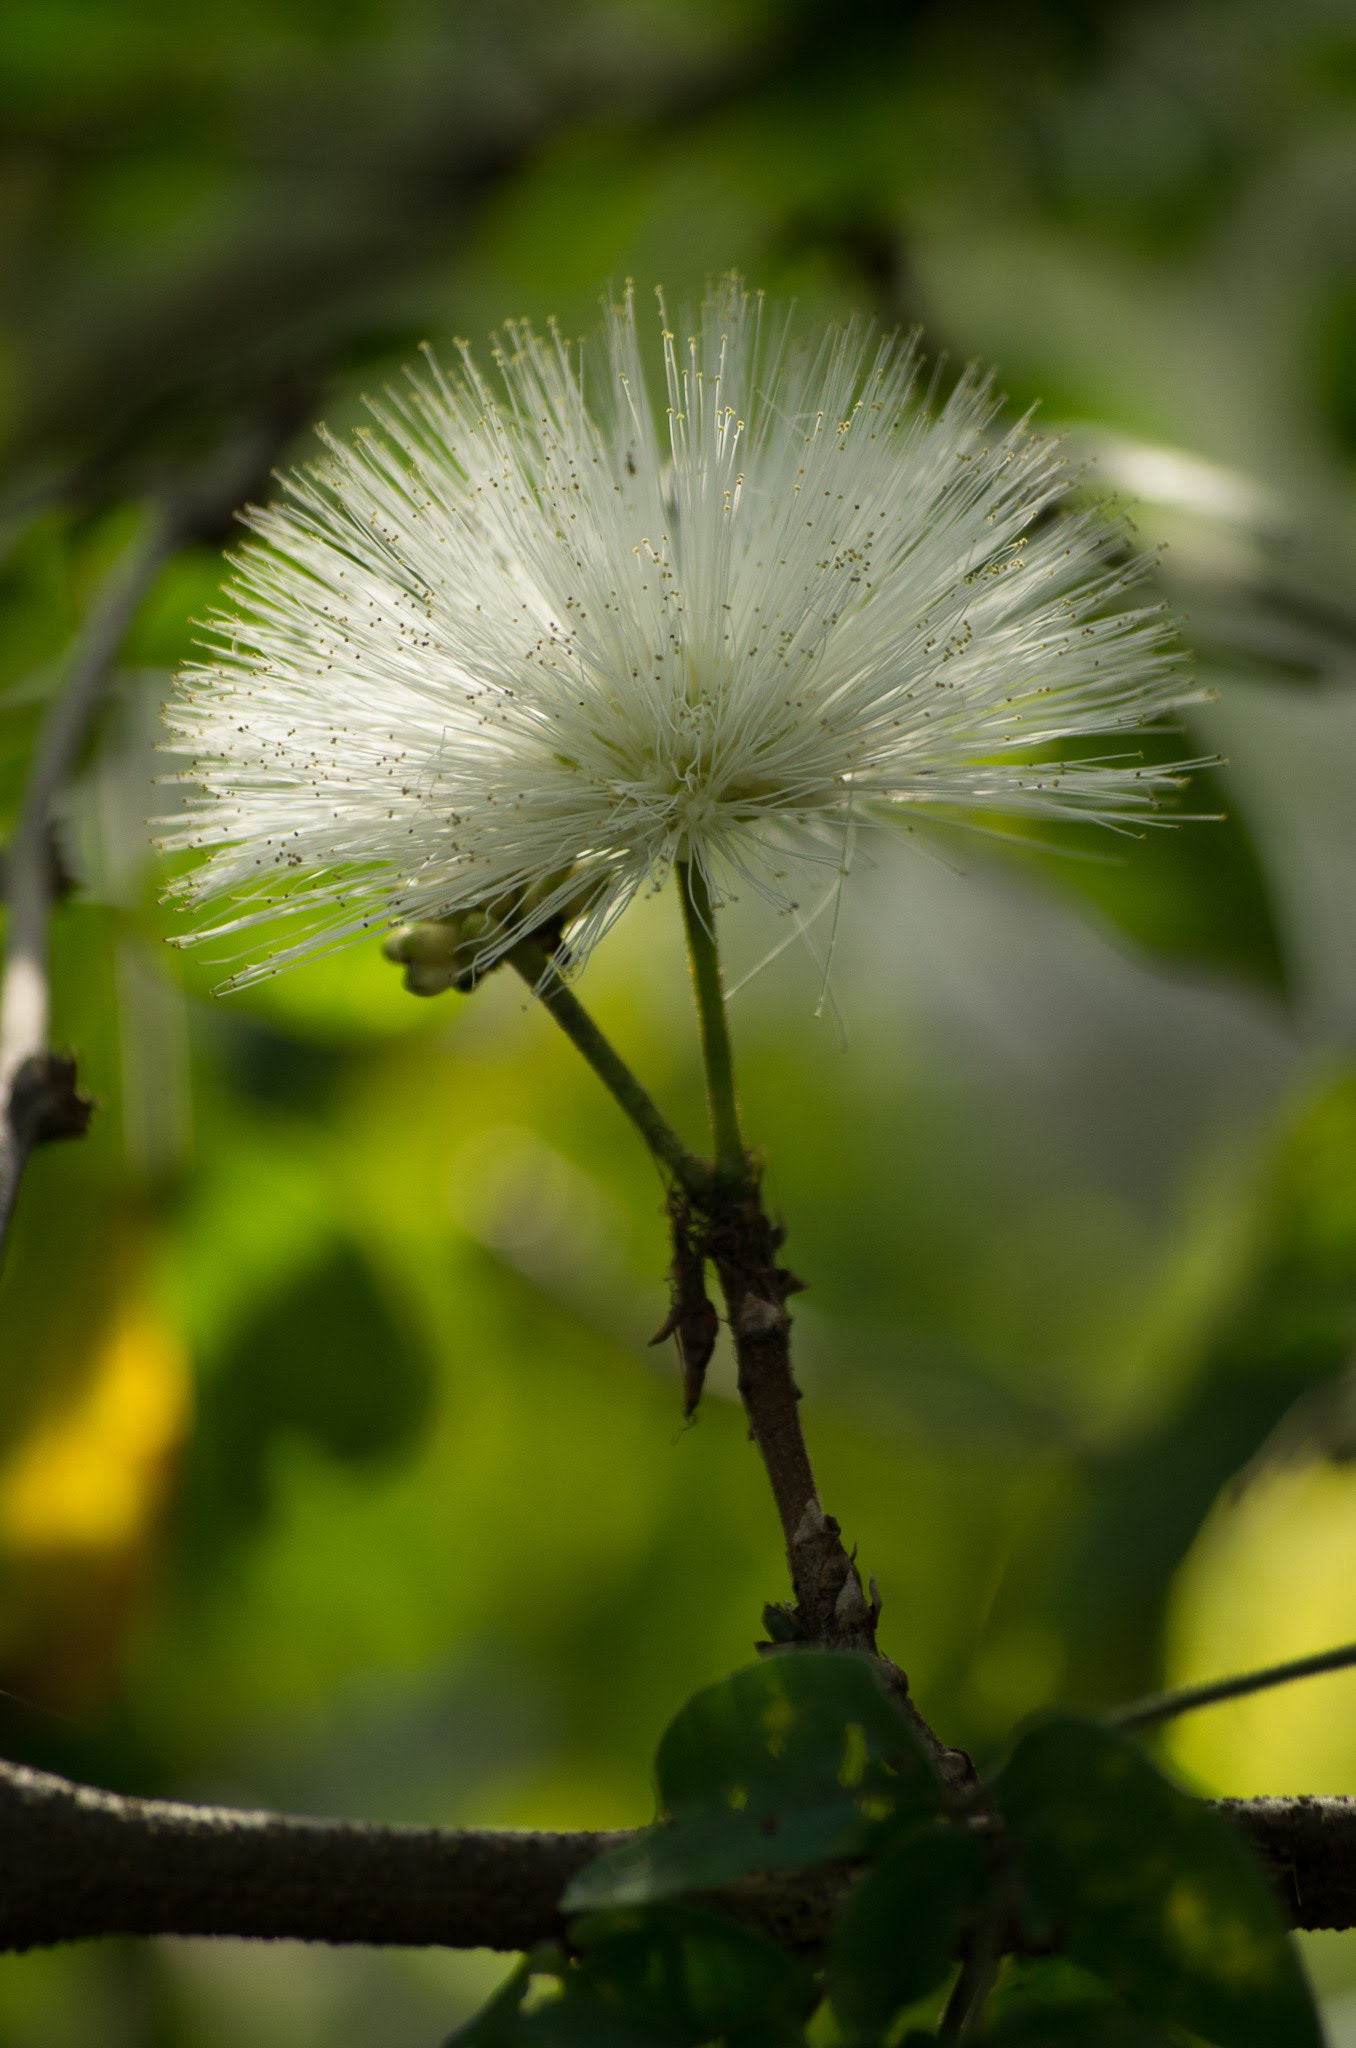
[382,913,489,996]
[382,868,594,998]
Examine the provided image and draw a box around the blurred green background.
[1,0,1356,2040]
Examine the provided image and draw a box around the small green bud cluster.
[382,868,586,996]
[381,911,492,995]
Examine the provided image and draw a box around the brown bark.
[1218,1795,1356,1935]
[699,1177,865,1649]
[0,1755,624,1953]
[2,1754,1354,1952]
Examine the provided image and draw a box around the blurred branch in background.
[0,0,924,519]
[1110,1640,1356,1733]
[0,510,169,1254]
[0,423,315,1257]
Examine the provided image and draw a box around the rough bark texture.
[1218,1795,1356,1934]
[700,1178,862,1647]
[0,1756,626,1953]
[4,1754,1353,1954]
[689,1177,972,1786]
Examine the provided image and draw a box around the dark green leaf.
[565,1653,942,1908]
[653,1652,935,1814]
[444,1913,813,2048]
[441,1949,659,2048]
[995,741,1288,997]
[994,1715,1321,2048]
[829,1820,988,2031]
[985,1956,1124,2020]
[513,2004,677,2048]
[572,1904,816,2044]
[982,2005,1181,2046]
[1058,1066,1356,1702]
[179,1237,434,1554]
[495,2000,661,2048]
[981,1953,1178,2045]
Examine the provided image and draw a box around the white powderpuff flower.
[161,279,1195,988]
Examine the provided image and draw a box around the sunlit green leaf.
[565,1653,941,1907]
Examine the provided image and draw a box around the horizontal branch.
[3,1754,1356,1954]
[1217,1795,1356,1935]
[0,1755,626,1953]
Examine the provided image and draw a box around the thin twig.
[1108,1641,1356,1732]
[939,1917,1002,2041]
[513,912,965,1775]
[670,880,873,1652]
[678,860,745,1179]
[699,1176,843,1615]
[0,506,175,1256]
[0,1752,1353,1950]
[508,940,709,1197]
[512,927,864,1648]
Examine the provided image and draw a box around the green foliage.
[178,1238,435,1554]
[445,1913,815,2048]
[982,2009,1178,2047]
[1056,1063,1356,1702]
[999,747,1290,996]
[827,1820,988,2031]
[462,1659,1318,2047]
[994,1715,1321,2047]
[2,0,1355,2042]
[1315,281,1356,463]
[565,1653,941,1906]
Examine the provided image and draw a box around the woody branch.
[0,1753,1352,1951]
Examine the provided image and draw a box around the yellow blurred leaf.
[0,1300,190,1554]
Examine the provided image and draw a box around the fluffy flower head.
[163,280,1190,985]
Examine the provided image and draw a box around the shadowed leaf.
[994,1715,1321,2048]
[829,1819,988,2031]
